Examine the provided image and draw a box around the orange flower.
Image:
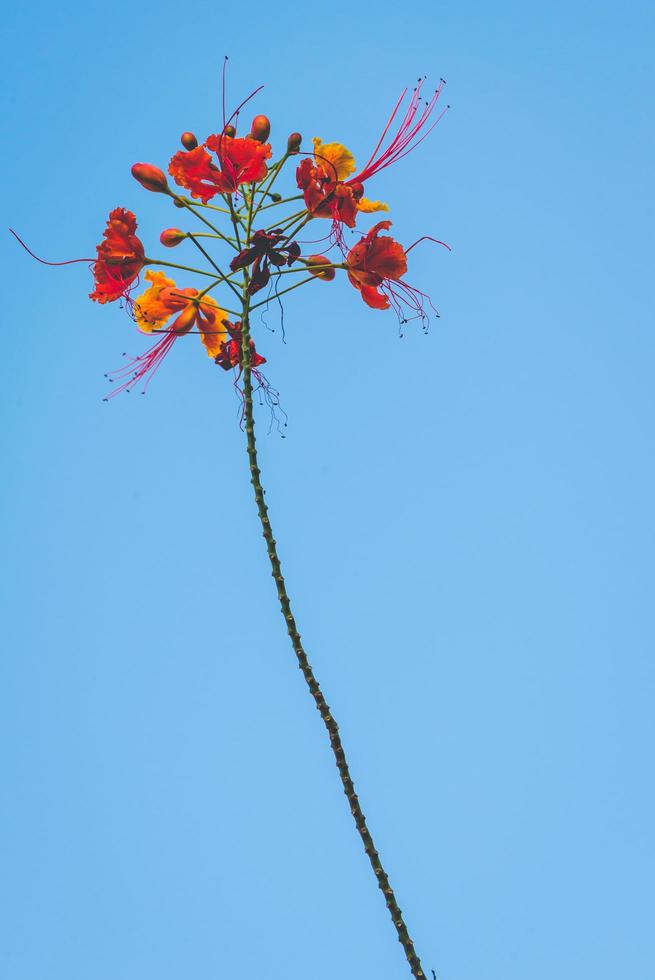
[346,221,408,310]
[90,208,145,304]
[169,135,271,203]
[105,271,228,398]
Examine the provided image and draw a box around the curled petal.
[197,298,228,358]
[168,146,224,203]
[313,138,356,181]
[204,135,271,191]
[357,197,389,214]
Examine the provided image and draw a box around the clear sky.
[1,2,654,978]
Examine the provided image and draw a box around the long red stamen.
[406,235,452,253]
[9,229,93,266]
[103,333,179,399]
[351,78,448,184]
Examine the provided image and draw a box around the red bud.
[160,228,186,248]
[251,114,271,142]
[287,132,302,154]
[181,132,198,150]
[131,163,169,194]
[224,124,236,138]
[306,255,335,281]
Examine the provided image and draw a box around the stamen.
[9,229,93,266]
[103,333,178,399]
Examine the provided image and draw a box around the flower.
[104,271,228,397]
[346,220,436,324]
[296,80,446,236]
[215,320,266,371]
[90,208,146,304]
[346,221,408,309]
[230,229,301,295]
[169,135,272,203]
[134,271,227,354]
[296,138,388,230]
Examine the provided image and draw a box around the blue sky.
[1,1,654,978]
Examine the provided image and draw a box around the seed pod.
[131,163,169,194]
[287,132,302,154]
[180,132,198,150]
[160,228,186,248]
[306,254,335,281]
[250,114,271,142]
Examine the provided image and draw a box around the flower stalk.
[237,210,428,980]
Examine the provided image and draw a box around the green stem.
[187,235,242,301]
[280,212,313,244]
[171,193,238,250]
[238,300,428,979]
[248,276,317,311]
[249,153,289,224]
[255,193,304,214]
[179,197,232,215]
[145,258,217,279]
[264,209,307,234]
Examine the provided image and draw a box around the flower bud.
[287,132,302,154]
[250,114,271,142]
[131,163,169,194]
[270,192,282,203]
[306,254,335,281]
[181,132,198,150]
[160,228,186,248]
[224,124,236,138]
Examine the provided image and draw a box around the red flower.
[169,135,272,203]
[215,321,266,371]
[346,221,435,324]
[346,221,407,309]
[296,149,372,231]
[90,208,146,304]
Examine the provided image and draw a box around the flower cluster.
[20,75,450,399]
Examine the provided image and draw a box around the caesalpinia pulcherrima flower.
[14,68,450,980]
[169,135,272,203]
[297,78,447,243]
[89,208,146,303]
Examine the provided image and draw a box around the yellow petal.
[313,137,356,181]
[197,296,229,358]
[358,197,389,214]
[134,270,177,333]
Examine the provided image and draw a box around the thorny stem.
[234,192,428,979]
